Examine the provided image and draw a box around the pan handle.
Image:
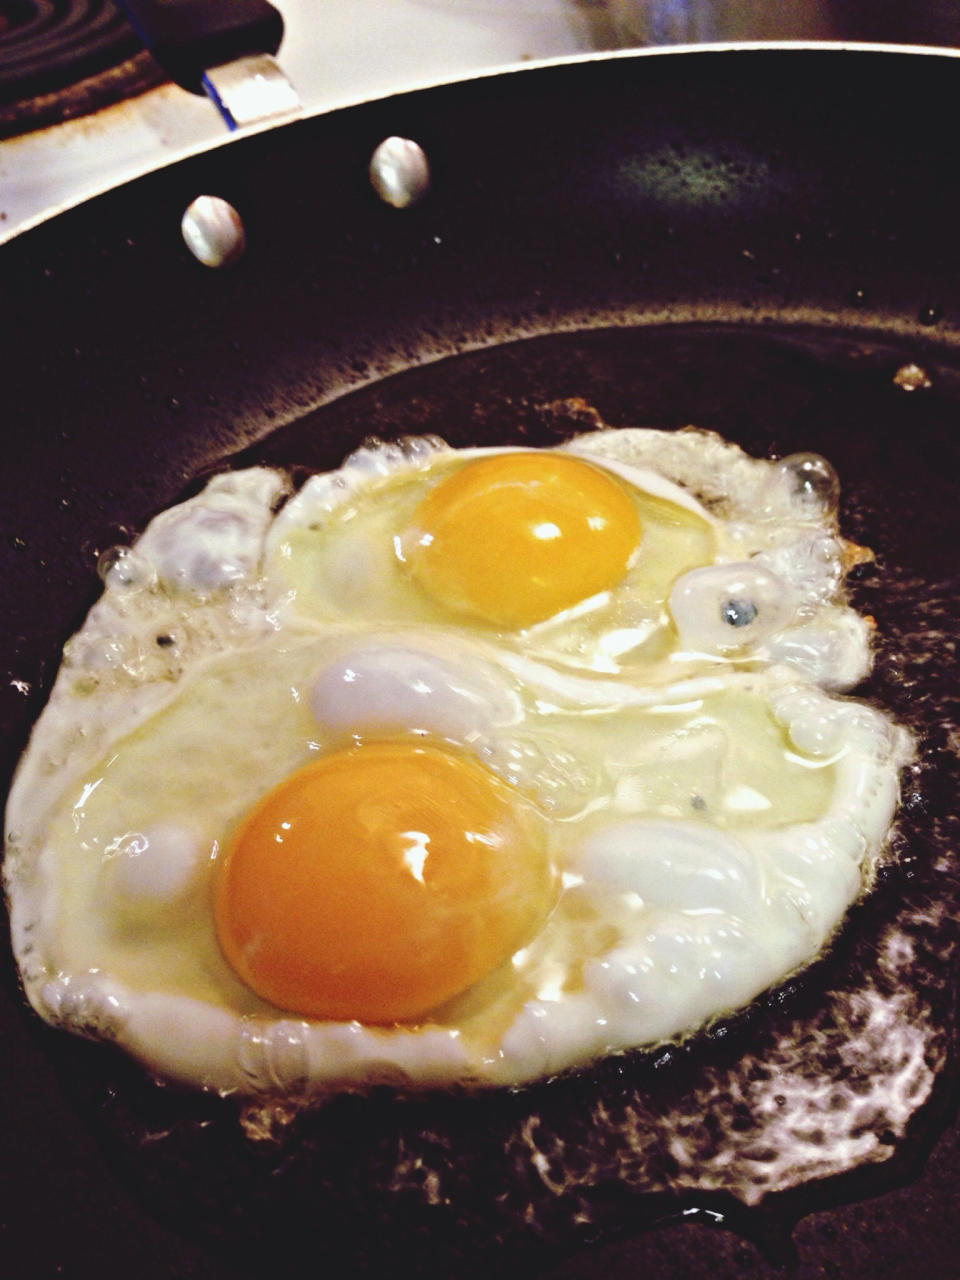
[114,0,285,95]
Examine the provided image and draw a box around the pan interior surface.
[5,321,960,1278]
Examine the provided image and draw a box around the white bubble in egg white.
[41,973,128,1037]
[844,758,902,846]
[575,922,779,1051]
[770,452,841,515]
[342,434,447,477]
[65,629,141,672]
[774,816,869,871]
[768,683,899,770]
[749,825,863,939]
[642,920,776,1015]
[752,530,845,607]
[149,508,259,590]
[768,686,850,757]
[309,640,523,742]
[764,611,872,689]
[238,1019,311,1093]
[844,702,901,756]
[575,819,764,920]
[136,470,286,593]
[669,561,795,654]
[101,823,209,924]
[497,990,611,1081]
[97,545,157,592]
[581,952,678,1040]
[502,914,779,1074]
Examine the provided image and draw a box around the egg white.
[3,429,911,1096]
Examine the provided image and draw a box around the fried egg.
[3,428,911,1097]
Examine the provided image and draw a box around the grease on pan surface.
[4,425,911,1105]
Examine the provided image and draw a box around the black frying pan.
[4,45,960,1279]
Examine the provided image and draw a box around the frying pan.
[4,41,960,1279]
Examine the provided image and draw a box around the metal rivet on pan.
[181,196,246,268]
[369,137,430,209]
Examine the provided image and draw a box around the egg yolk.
[404,452,641,628]
[214,743,553,1023]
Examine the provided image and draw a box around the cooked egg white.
[3,428,911,1097]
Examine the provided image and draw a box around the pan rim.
[3,38,960,249]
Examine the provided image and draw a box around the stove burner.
[0,0,163,136]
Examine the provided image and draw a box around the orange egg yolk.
[404,452,641,628]
[214,743,553,1024]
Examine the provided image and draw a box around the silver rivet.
[369,136,430,209]
[181,196,246,268]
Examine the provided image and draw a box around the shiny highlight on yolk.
[404,452,641,628]
[214,743,553,1023]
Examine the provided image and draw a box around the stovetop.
[0,0,609,244]
[0,0,159,131]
